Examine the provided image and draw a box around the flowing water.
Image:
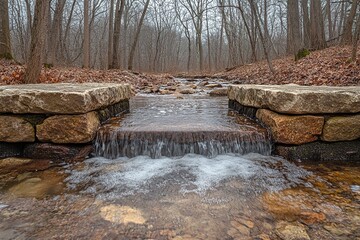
[0,92,359,240]
[95,95,271,159]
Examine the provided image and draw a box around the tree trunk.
[83,0,90,68]
[128,0,150,71]
[287,0,301,55]
[326,0,333,39]
[0,0,12,59]
[248,0,275,73]
[24,0,50,84]
[341,0,359,45]
[48,0,66,66]
[301,0,311,48]
[310,0,327,50]
[107,0,115,69]
[111,0,125,69]
[351,13,360,62]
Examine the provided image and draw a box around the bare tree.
[83,0,90,68]
[24,0,50,84]
[0,0,12,59]
[310,0,326,50]
[341,0,359,45]
[287,0,301,55]
[128,0,150,70]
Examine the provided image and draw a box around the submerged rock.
[275,221,310,240]
[100,205,146,225]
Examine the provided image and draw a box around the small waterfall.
[94,96,272,159]
[95,130,271,159]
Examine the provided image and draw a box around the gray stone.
[228,85,360,114]
[37,112,100,144]
[321,115,360,142]
[0,116,35,142]
[0,83,131,114]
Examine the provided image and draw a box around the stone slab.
[276,140,360,162]
[256,109,324,145]
[0,83,131,114]
[228,85,360,114]
[37,112,100,144]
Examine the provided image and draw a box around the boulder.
[0,116,35,142]
[321,115,360,142]
[24,143,93,162]
[256,109,324,145]
[228,85,360,114]
[37,112,100,144]
[0,83,131,114]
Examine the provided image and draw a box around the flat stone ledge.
[0,83,131,114]
[228,85,360,114]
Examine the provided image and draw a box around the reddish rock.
[256,109,324,145]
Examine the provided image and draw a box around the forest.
[0,0,359,84]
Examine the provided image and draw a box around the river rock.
[209,88,228,96]
[24,143,93,161]
[0,116,35,142]
[0,83,131,114]
[37,112,100,144]
[321,115,360,142]
[228,85,360,114]
[206,83,222,88]
[256,109,324,145]
[177,88,196,94]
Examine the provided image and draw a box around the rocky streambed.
[0,154,359,239]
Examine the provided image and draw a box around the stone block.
[37,112,100,144]
[322,115,360,142]
[256,109,324,145]
[0,83,131,114]
[275,140,360,162]
[0,116,35,142]
[228,85,360,114]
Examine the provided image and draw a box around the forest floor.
[0,45,359,92]
[179,45,360,86]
